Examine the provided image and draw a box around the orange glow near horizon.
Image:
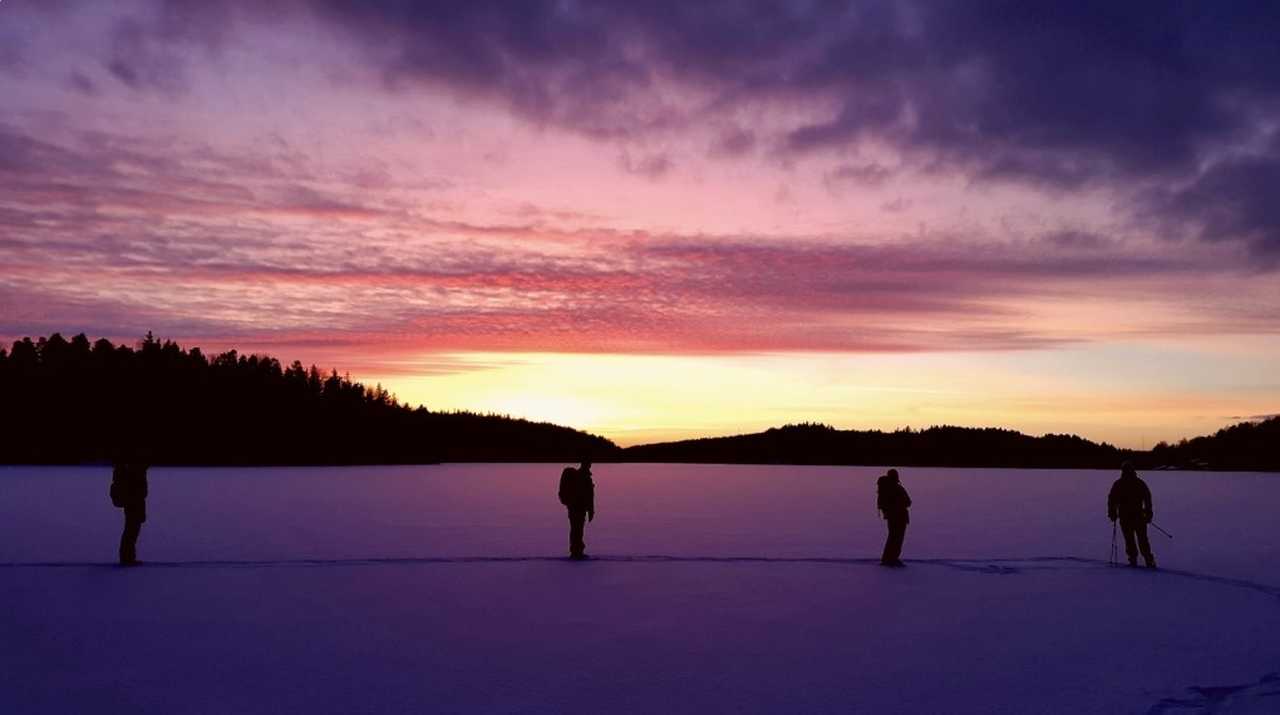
[365,338,1280,449]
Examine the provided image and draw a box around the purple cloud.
[618,151,673,180]
[825,162,893,189]
[9,2,1275,257]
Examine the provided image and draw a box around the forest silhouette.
[620,419,1279,471]
[0,333,614,465]
[1,333,1275,469]
[621,423,1130,469]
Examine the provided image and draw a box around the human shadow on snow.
[1,554,1279,599]
[1148,671,1280,714]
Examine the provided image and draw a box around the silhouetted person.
[1108,462,1155,568]
[558,460,595,559]
[877,468,911,567]
[110,458,149,566]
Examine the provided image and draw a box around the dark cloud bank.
[45,0,1280,257]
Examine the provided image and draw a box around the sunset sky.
[2,2,1278,446]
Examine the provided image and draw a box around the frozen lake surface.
[3,464,1279,713]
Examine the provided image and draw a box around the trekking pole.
[1150,522,1174,539]
[1110,520,1118,566]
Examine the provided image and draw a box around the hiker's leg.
[1120,521,1139,563]
[882,519,905,563]
[568,509,586,556]
[1135,522,1154,564]
[120,514,141,564]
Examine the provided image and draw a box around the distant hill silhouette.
[623,420,1280,471]
[0,333,615,465]
[1149,416,1280,471]
[621,422,1135,469]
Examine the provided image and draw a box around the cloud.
[0,123,393,228]
[881,197,911,213]
[6,3,1280,370]
[710,128,756,157]
[3,118,1270,362]
[618,150,673,179]
[825,162,893,189]
[1044,231,1110,250]
[31,3,1280,172]
[15,2,1280,258]
[5,125,1258,363]
[1141,152,1280,260]
[65,71,97,95]
[103,4,234,95]
[310,2,1280,257]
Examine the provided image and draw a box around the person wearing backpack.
[1108,462,1156,568]
[877,468,911,567]
[110,457,149,566]
[557,460,595,559]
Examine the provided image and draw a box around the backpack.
[875,476,891,512]
[558,467,576,506]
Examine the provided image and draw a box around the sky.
[2,1,1279,447]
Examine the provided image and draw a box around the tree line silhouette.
[619,420,1280,471]
[0,333,616,465]
[2,333,1275,469]
[619,423,1133,468]
[1149,417,1280,471]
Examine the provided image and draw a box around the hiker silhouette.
[877,468,911,566]
[557,460,595,559]
[1108,462,1156,568]
[110,455,149,566]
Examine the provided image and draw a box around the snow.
[3,464,1279,713]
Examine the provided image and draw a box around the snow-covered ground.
[3,464,1278,713]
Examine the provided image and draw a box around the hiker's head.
[111,443,137,466]
[580,460,593,471]
[885,468,899,482]
[1121,461,1136,478]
